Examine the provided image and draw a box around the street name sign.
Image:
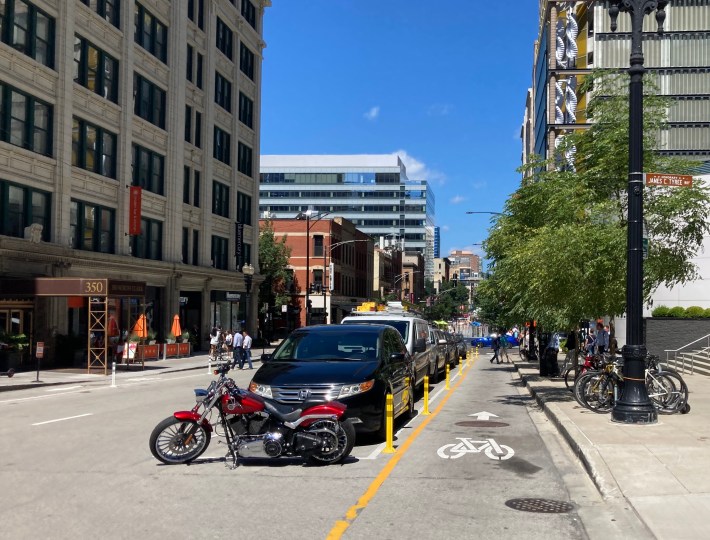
[645,173,693,188]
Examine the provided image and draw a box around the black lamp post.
[296,210,334,326]
[242,263,254,333]
[608,0,667,425]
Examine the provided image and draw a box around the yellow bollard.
[459,356,463,375]
[476,346,479,358]
[383,393,396,453]
[423,375,430,415]
[445,363,450,389]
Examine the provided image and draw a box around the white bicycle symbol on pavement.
[437,438,515,461]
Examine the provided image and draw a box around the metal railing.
[664,333,710,375]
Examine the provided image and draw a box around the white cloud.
[364,106,380,121]
[471,181,487,190]
[450,195,465,204]
[391,149,447,185]
[428,103,453,116]
[442,225,450,232]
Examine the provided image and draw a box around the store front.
[179,291,203,351]
[210,290,245,333]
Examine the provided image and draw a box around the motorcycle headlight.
[338,380,375,399]
[248,381,273,398]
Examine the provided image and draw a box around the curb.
[510,360,623,501]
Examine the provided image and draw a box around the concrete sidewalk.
[510,355,710,540]
[0,343,280,393]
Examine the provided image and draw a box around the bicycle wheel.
[573,371,600,408]
[581,373,615,413]
[563,367,577,391]
[652,371,689,414]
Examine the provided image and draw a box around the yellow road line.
[326,358,477,539]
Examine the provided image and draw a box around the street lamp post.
[242,263,255,333]
[325,238,373,324]
[608,0,667,425]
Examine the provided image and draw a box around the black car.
[249,325,415,437]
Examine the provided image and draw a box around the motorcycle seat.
[263,400,303,423]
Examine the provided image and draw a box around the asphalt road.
[0,353,644,539]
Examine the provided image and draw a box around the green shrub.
[704,308,710,318]
[684,306,705,318]
[668,306,686,318]
[651,305,671,317]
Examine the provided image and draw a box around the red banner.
[129,187,142,235]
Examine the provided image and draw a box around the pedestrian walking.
[490,333,501,364]
[209,325,221,359]
[594,322,609,354]
[225,329,233,354]
[241,329,253,369]
[232,328,244,367]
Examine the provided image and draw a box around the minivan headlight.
[338,380,375,399]
[248,381,273,398]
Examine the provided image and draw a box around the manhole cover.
[505,498,574,513]
[455,421,509,428]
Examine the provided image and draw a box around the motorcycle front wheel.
[305,419,355,466]
[149,417,211,465]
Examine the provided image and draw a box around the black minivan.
[249,325,415,437]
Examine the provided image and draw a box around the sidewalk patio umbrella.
[133,313,148,338]
[171,314,182,339]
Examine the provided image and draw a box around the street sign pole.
[34,341,44,383]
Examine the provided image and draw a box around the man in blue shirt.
[594,322,609,353]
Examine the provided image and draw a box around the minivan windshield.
[272,331,380,362]
[343,320,410,342]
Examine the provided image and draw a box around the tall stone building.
[0,0,270,370]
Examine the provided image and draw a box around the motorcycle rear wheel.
[305,420,355,466]
[149,417,211,465]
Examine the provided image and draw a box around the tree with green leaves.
[483,70,710,331]
[258,220,293,324]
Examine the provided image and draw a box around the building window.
[313,235,323,257]
[211,235,228,269]
[188,0,204,30]
[71,117,117,178]
[134,2,167,63]
[192,229,199,265]
[215,72,232,112]
[131,144,164,195]
[313,269,323,290]
[237,191,251,225]
[241,0,256,29]
[186,44,193,82]
[237,141,252,176]
[238,92,253,128]
[212,181,230,218]
[70,199,115,253]
[239,42,254,80]
[185,105,192,142]
[73,35,118,103]
[1,0,55,68]
[183,166,190,204]
[0,83,52,157]
[131,217,162,260]
[182,227,188,264]
[216,18,233,60]
[0,179,51,240]
[80,0,119,28]
[193,170,201,207]
[213,126,231,165]
[196,53,203,89]
[194,111,202,147]
[133,73,166,128]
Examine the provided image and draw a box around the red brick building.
[261,217,374,331]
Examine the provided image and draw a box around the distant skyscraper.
[434,227,441,258]
[259,155,436,280]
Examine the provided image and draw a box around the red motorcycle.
[149,363,358,467]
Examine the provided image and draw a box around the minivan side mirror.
[261,353,272,362]
[414,337,427,353]
[389,352,406,363]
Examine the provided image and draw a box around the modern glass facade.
[259,155,436,280]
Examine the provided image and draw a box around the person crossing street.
[232,328,244,368]
[240,329,253,369]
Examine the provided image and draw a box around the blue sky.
[260,1,539,258]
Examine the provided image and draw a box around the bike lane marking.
[356,368,467,460]
[32,413,93,426]
[326,358,476,539]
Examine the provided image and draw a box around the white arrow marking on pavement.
[32,413,93,426]
[468,411,499,421]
